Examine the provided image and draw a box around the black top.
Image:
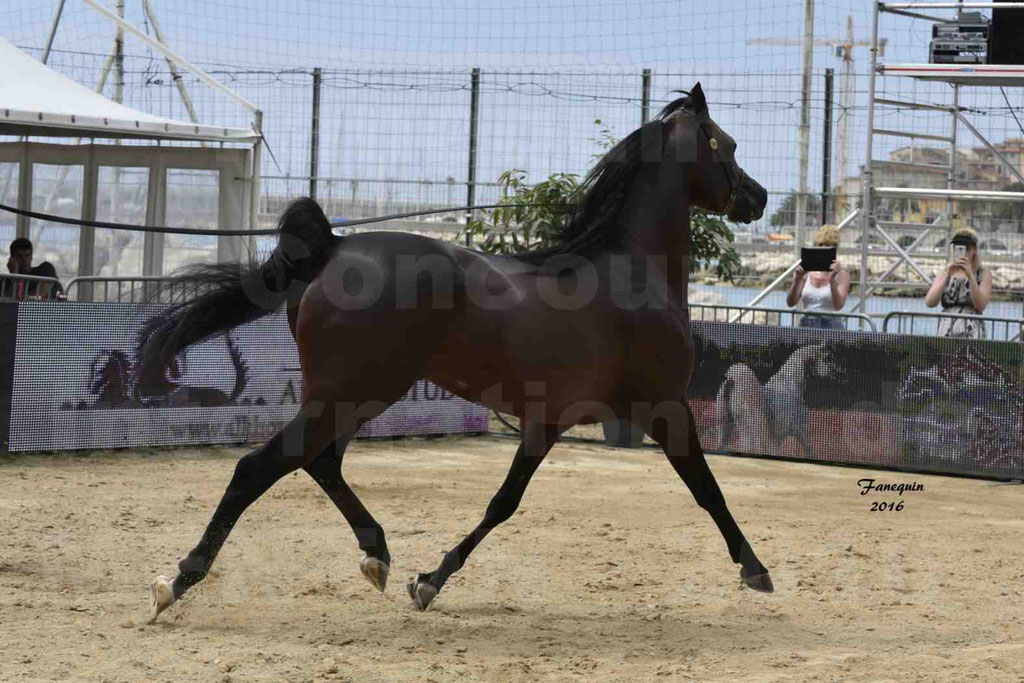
[940,267,983,311]
[2,261,64,299]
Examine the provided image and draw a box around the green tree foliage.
[461,169,577,254]
[462,121,742,281]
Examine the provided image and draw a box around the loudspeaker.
[990,0,1024,64]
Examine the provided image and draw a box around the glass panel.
[30,163,83,281]
[0,162,18,247]
[163,168,219,274]
[95,166,148,279]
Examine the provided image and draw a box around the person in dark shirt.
[4,237,64,299]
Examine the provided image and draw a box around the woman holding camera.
[786,224,850,329]
[924,227,992,339]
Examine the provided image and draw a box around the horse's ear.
[691,82,707,113]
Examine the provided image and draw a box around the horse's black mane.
[513,94,695,266]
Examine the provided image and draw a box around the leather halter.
[696,121,744,217]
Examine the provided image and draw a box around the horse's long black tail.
[135,197,337,392]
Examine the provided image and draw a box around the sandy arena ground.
[2,436,1023,683]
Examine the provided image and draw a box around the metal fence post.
[640,68,651,125]
[309,67,322,200]
[465,67,480,246]
[822,68,834,225]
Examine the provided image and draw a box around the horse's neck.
[100,375,126,402]
[618,186,692,305]
[774,349,814,387]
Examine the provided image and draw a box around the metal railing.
[691,303,877,332]
[0,273,64,301]
[883,310,1023,342]
[64,276,208,303]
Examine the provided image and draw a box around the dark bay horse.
[139,82,770,621]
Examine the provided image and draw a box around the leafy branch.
[463,120,742,281]
[462,169,577,255]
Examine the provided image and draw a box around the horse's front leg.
[639,399,773,593]
[406,421,561,610]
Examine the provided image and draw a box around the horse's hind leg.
[643,400,773,593]
[304,442,391,592]
[149,403,338,622]
[407,421,561,611]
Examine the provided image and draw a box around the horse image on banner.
[715,343,839,456]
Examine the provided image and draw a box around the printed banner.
[6,302,489,451]
[688,321,1024,480]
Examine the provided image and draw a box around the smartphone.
[952,244,966,260]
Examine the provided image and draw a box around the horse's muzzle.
[726,171,768,224]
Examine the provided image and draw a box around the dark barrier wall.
[3,303,1022,480]
[1,302,488,451]
[688,321,1024,480]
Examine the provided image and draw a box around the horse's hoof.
[148,575,176,622]
[406,578,438,611]
[740,568,774,593]
[360,556,389,593]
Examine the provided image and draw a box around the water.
[691,283,1024,340]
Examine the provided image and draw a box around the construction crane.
[749,15,886,208]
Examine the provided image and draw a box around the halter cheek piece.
[697,120,744,216]
[723,167,745,217]
[669,107,746,217]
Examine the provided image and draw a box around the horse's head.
[662,83,767,224]
[808,343,841,379]
[88,350,132,396]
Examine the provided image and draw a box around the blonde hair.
[951,227,982,271]
[813,224,840,247]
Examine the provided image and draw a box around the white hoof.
[406,579,438,611]
[359,556,389,592]
[148,575,175,623]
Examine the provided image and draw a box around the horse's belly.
[425,318,621,422]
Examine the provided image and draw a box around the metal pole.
[948,83,959,239]
[114,0,124,105]
[84,0,257,113]
[142,0,200,126]
[465,67,480,246]
[41,0,67,64]
[857,1,882,321]
[251,110,263,234]
[795,0,815,257]
[309,67,322,200]
[955,109,1024,186]
[78,146,98,301]
[640,68,652,125]
[822,68,834,225]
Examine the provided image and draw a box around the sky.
[2,0,1023,230]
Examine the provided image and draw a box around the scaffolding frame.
[857,1,1024,314]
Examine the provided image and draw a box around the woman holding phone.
[924,227,992,338]
[786,224,850,329]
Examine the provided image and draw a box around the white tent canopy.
[0,37,258,143]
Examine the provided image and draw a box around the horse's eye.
[709,138,719,150]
